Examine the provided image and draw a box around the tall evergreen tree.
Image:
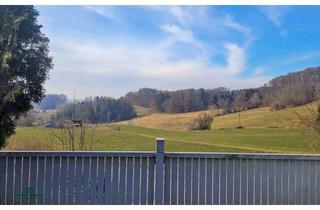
[0,6,52,148]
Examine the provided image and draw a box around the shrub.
[270,101,286,111]
[189,112,214,130]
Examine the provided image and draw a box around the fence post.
[155,138,165,205]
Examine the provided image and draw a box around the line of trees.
[51,96,136,124]
[124,67,320,113]
[39,94,67,110]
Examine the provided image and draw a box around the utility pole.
[238,106,242,128]
[72,90,75,151]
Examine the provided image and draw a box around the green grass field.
[5,125,317,154]
[5,103,319,154]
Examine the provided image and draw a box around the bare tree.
[48,119,97,151]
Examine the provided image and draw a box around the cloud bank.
[39,6,274,98]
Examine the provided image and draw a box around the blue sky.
[36,6,320,98]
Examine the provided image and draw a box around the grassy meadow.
[5,125,314,153]
[5,103,319,154]
[121,104,313,131]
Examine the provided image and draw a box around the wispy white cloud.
[160,24,204,49]
[149,6,252,75]
[251,66,269,76]
[281,51,320,65]
[143,6,207,27]
[224,43,246,74]
[168,6,193,26]
[260,6,288,36]
[261,7,283,27]
[222,15,254,47]
[84,6,118,21]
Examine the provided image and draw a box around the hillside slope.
[120,103,315,131]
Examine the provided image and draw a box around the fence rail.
[1,138,320,205]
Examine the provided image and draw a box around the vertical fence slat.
[288,160,292,205]
[104,157,112,204]
[111,157,120,204]
[21,156,31,205]
[178,158,185,205]
[164,157,171,204]
[74,156,84,204]
[240,159,247,204]
[192,158,199,204]
[294,160,299,205]
[28,157,38,205]
[199,158,206,205]
[43,157,52,204]
[5,157,14,205]
[219,159,227,205]
[302,160,309,204]
[0,157,6,205]
[171,158,178,205]
[36,157,45,205]
[140,157,148,204]
[133,157,140,204]
[74,156,83,204]
[275,160,282,204]
[81,157,90,204]
[51,157,60,204]
[226,158,233,205]
[301,160,309,204]
[295,160,303,204]
[147,157,155,205]
[185,158,192,205]
[309,160,316,204]
[254,159,261,205]
[261,159,268,205]
[317,161,320,204]
[282,160,289,204]
[213,158,220,204]
[247,159,254,204]
[97,157,105,204]
[125,157,133,204]
[66,157,75,204]
[233,159,241,205]
[89,157,98,204]
[308,160,313,205]
[119,157,127,205]
[288,159,295,204]
[268,159,276,204]
[206,158,212,205]
[59,157,68,205]
[13,157,22,205]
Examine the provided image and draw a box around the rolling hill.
[122,103,315,131]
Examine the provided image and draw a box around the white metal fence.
[1,138,320,205]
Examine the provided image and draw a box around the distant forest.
[39,94,68,110]
[123,66,320,113]
[51,97,136,124]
